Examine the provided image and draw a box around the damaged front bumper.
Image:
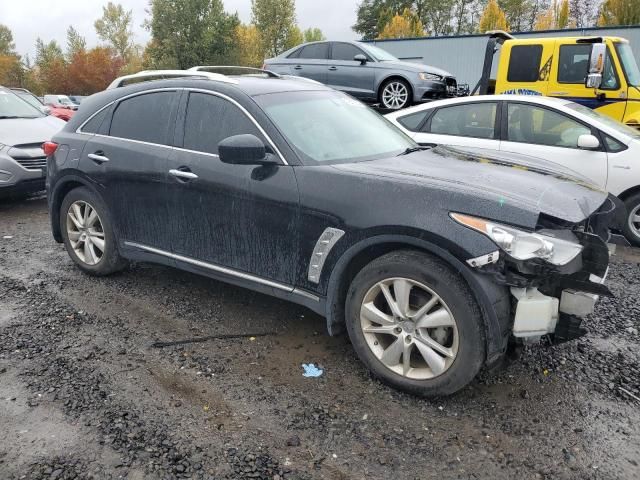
[510,269,606,342]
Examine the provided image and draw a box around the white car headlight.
[451,213,583,266]
[419,72,442,81]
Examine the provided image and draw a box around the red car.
[10,88,76,122]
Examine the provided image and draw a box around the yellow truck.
[474,31,640,130]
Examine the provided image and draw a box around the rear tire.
[622,193,640,247]
[345,250,485,397]
[60,187,127,276]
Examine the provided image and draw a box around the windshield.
[615,42,640,87]
[13,90,44,110]
[567,101,640,138]
[359,43,398,62]
[0,89,44,119]
[255,91,415,164]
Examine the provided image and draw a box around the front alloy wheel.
[360,277,459,379]
[381,81,410,110]
[627,204,640,240]
[66,200,106,265]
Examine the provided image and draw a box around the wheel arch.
[50,175,104,243]
[617,185,640,202]
[325,235,511,364]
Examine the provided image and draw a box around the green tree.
[303,27,325,43]
[94,2,134,59]
[598,0,640,26]
[251,0,299,57]
[378,8,425,38]
[146,0,239,69]
[0,24,16,56]
[478,0,510,32]
[235,24,264,67]
[35,38,64,69]
[353,1,412,40]
[66,26,87,60]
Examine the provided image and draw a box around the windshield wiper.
[396,146,430,156]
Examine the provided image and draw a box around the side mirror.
[585,43,606,89]
[354,54,367,65]
[218,134,274,165]
[577,134,600,150]
[41,106,51,115]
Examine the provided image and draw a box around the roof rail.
[106,70,238,90]
[189,66,281,78]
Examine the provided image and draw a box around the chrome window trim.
[183,88,288,165]
[75,87,288,165]
[123,241,319,302]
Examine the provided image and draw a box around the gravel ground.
[0,195,639,480]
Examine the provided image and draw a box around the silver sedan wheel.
[360,277,459,380]
[66,200,105,266]
[628,204,640,239]
[382,81,409,110]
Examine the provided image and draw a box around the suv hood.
[333,146,608,226]
[0,116,65,147]
[380,60,453,77]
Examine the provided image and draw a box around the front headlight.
[419,72,442,81]
[451,213,583,266]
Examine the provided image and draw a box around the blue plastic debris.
[302,363,324,378]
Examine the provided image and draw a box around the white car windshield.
[615,42,640,87]
[256,91,416,164]
[566,102,640,139]
[360,44,398,62]
[58,96,74,105]
[0,89,44,119]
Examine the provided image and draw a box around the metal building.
[365,26,640,89]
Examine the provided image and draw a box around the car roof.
[385,94,572,118]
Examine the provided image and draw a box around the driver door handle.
[169,169,198,180]
[293,65,303,70]
[328,66,337,71]
[88,152,109,164]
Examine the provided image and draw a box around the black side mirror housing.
[354,54,367,65]
[218,134,275,165]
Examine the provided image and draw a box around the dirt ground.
[1,195,639,480]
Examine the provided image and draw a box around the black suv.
[47,71,615,396]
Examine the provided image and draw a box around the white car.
[386,95,640,245]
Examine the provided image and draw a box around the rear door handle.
[328,66,337,71]
[169,168,198,181]
[88,152,109,164]
[293,65,303,70]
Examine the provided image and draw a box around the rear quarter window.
[397,111,429,132]
[80,107,109,134]
[507,45,543,82]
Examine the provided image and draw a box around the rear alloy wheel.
[346,250,485,397]
[622,193,640,247]
[380,79,411,110]
[60,187,127,276]
[66,200,105,265]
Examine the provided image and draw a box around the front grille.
[445,76,457,96]
[15,157,47,170]
[8,143,47,170]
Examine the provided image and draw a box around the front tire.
[345,250,485,397]
[622,193,640,247]
[379,79,411,110]
[60,187,127,276]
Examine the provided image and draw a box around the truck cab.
[477,32,640,130]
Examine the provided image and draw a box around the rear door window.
[507,45,543,82]
[297,43,329,60]
[183,92,263,155]
[109,91,176,144]
[428,103,498,139]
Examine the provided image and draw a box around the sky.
[0,0,361,59]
